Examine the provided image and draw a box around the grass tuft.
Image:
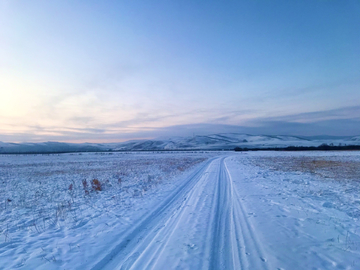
[91,179,102,192]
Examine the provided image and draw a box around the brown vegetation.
[252,156,360,180]
[91,179,102,191]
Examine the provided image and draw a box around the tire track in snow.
[121,159,219,269]
[220,158,269,270]
[209,157,268,269]
[90,157,217,270]
[91,156,270,270]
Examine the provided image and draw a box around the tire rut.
[90,158,216,270]
[209,158,269,270]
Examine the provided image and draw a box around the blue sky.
[0,0,359,142]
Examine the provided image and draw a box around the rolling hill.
[1,133,359,153]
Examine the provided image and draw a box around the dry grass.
[0,154,210,240]
[252,156,360,180]
[91,179,102,191]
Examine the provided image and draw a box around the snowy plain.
[0,151,360,269]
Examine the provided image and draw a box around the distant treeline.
[234,144,360,152]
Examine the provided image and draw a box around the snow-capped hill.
[113,133,360,151]
[1,133,359,153]
[0,141,105,154]
[348,136,360,142]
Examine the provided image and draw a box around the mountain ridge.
[1,133,360,153]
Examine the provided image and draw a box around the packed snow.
[1,151,360,269]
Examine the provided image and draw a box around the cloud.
[253,105,360,123]
[2,118,359,143]
[243,119,360,136]
[1,105,360,143]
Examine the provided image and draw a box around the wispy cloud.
[250,106,360,123]
[2,113,360,143]
[1,1,360,142]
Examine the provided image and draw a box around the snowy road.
[90,157,268,270]
[2,152,360,269]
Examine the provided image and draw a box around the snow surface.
[1,151,360,269]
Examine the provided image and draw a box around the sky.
[0,0,360,143]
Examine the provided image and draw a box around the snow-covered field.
[1,151,360,269]
[0,152,213,269]
[231,151,360,269]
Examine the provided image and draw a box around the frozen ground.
[230,151,360,269]
[0,152,213,269]
[1,151,360,269]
